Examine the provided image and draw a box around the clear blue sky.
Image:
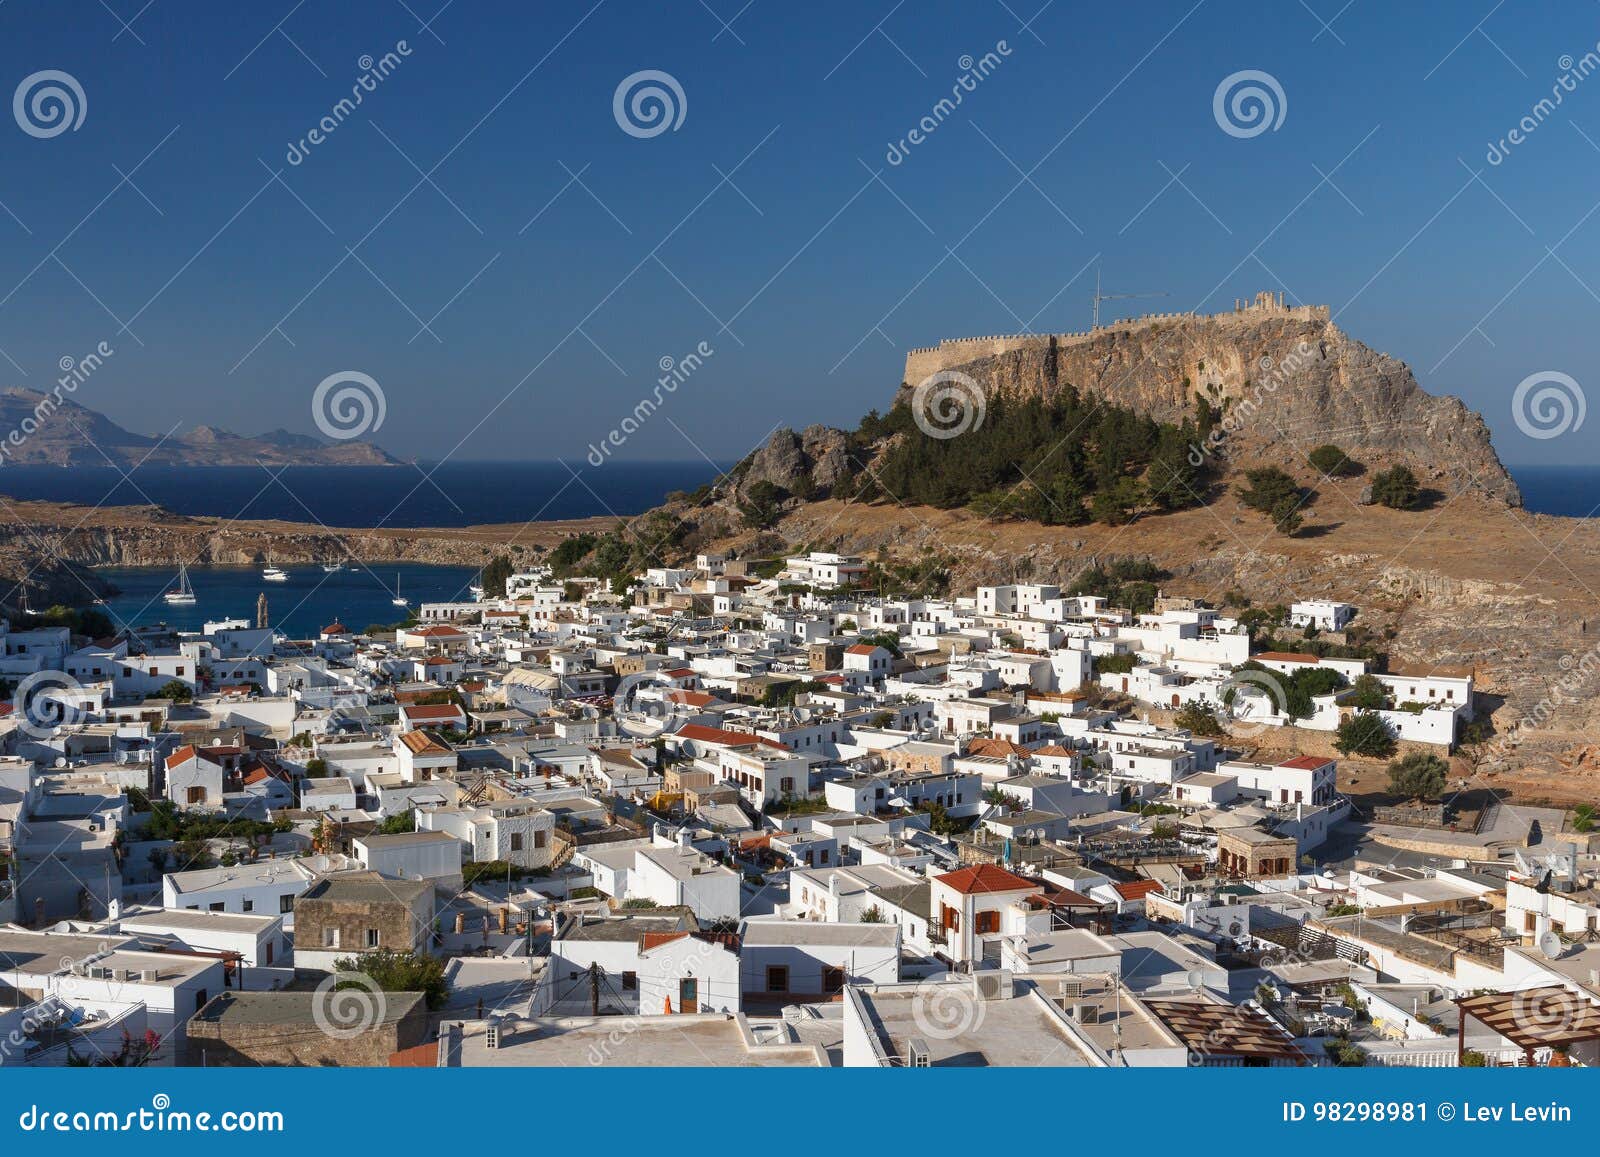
[0,0,1595,466]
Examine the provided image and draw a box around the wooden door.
[678,977,698,1013]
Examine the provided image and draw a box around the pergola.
[1454,986,1600,1065]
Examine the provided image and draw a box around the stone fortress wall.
[902,291,1331,385]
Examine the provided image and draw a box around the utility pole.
[590,960,600,1016]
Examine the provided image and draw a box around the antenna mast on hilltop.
[1091,264,1169,328]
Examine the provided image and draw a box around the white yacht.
[391,573,408,607]
[262,566,288,583]
[321,563,343,573]
[163,564,196,605]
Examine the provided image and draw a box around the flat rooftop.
[739,921,899,948]
[851,980,1102,1066]
[449,1014,825,1067]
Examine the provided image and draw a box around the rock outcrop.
[897,295,1520,506]
[0,388,400,466]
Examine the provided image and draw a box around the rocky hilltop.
[898,293,1519,507]
[0,388,400,466]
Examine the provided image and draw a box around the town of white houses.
[0,550,1593,1070]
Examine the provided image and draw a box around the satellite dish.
[1185,969,1206,990]
[1539,931,1565,960]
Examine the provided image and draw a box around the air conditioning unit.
[905,1037,931,1067]
[115,969,132,982]
[1071,1002,1099,1024]
[1057,979,1085,999]
[140,969,159,983]
[89,966,111,979]
[973,971,1014,1001]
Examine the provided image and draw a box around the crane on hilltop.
[1090,264,1169,329]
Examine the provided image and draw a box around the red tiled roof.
[1279,754,1334,770]
[845,644,885,655]
[321,622,348,635]
[1113,879,1164,901]
[965,738,1032,758]
[411,625,466,638]
[1032,744,1075,757]
[164,744,197,770]
[403,703,464,721]
[1254,651,1321,664]
[934,864,1038,896]
[674,723,788,751]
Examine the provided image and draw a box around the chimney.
[677,827,692,851]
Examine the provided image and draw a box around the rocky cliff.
[896,296,1520,506]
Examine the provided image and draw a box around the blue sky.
[0,0,1596,466]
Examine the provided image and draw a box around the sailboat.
[391,572,408,607]
[469,566,485,600]
[163,564,196,605]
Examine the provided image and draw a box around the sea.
[0,461,727,527]
[14,460,1600,636]
[98,563,481,638]
[1506,465,1600,518]
[3,461,727,637]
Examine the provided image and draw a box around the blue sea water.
[1507,464,1600,517]
[0,460,727,528]
[97,563,480,638]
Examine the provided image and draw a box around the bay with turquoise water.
[7,461,727,637]
[98,563,480,638]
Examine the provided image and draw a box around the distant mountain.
[0,389,402,466]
